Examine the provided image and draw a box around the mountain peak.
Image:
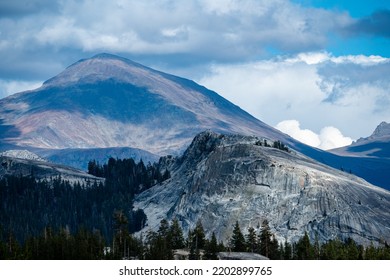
[89,53,146,68]
[43,53,150,87]
[91,53,123,60]
[371,121,390,139]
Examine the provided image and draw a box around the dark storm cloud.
[345,9,390,38]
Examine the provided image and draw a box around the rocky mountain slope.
[135,131,390,246]
[0,154,103,184]
[328,122,390,189]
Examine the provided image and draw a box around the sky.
[0,0,389,150]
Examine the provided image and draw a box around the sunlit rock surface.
[135,131,390,246]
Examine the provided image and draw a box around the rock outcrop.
[135,131,390,246]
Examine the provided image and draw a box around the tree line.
[229,220,390,260]
[107,217,390,260]
[1,216,389,259]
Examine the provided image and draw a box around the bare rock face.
[135,131,390,246]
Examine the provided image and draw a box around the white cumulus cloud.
[275,120,321,147]
[318,126,354,150]
[276,120,353,150]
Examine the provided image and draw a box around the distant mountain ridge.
[38,146,160,170]
[327,122,390,188]
[0,154,102,183]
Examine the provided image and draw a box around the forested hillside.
[0,158,169,244]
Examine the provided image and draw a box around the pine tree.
[344,238,359,259]
[156,219,173,259]
[113,210,129,259]
[313,234,320,260]
[259,219,272,258]
[230,221,246,252]
[169,218,185,250]
[268,235,280,259]
[189,243,201,260]
[203,232,219,260]
[158,219,170,237]
[246,227,258,253]
[283,240,292,260]
[365,243,378,260]
[296,231,314,260]
[188,221,206,259]
[191,220,206,249]
[144,229,173,260]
